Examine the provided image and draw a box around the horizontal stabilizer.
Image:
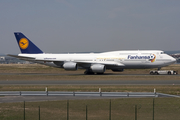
[7,54,35,61]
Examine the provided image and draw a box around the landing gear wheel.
[150,71,154,75]
[84,70,94,75]
[155,72,159,75]
[168,71,171,75]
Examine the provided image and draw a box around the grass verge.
[1,98,180,120]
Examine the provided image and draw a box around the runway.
[0,79,180,85]
[0,72,180,76]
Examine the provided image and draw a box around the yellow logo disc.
[151,54,156,63]
[19,38,29,49]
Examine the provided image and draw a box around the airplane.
[8,32,176,74]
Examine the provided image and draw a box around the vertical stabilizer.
[14,32,43,54]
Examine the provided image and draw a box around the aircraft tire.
[150,71,154,75]
[155,72,159,75]
[84,70,94,75]
[168,71,171,75]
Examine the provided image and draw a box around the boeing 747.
[8,32,176,74]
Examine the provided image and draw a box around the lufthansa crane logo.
[150,54,156,63]
[19,38,29,49]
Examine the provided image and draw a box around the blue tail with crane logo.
[14,32,43,54]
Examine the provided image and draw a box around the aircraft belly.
[78,63,91,69]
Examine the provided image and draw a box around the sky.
[1,0,180,54]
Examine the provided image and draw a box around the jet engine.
[63,62,78,70]
[90,64,106,73]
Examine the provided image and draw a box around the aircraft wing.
[7,54,125,67]
[75,61,125,66]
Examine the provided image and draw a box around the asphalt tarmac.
[1,72,180,76]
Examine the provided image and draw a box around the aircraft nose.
[171,57,176,63]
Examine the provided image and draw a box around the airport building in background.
[0,55,31,64]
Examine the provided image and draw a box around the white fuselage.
[12,32,176,74]
[18,50,176,70]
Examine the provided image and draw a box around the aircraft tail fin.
[14,32,43,54]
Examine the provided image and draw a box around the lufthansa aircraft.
[8,32,176,74]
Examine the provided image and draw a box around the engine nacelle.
[90,64,106,73]
[63,62,78,70]
[111,68,124,72]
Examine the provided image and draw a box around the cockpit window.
[160,52,164,54]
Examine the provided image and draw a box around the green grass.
[0,98,180,120]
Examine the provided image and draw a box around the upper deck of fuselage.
[100,50,164,55]
[18,50,165,58]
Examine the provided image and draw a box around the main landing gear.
[84,69,104,75]
[84,69,94,75]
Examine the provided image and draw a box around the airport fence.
[1,98,180,120]
[0,91,158,97]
